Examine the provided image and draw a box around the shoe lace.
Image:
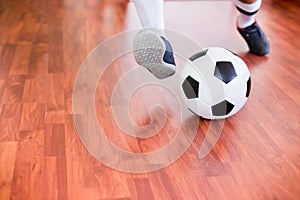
[246,23,263,38]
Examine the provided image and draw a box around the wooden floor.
[1,0,300,199]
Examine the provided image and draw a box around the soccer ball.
[179,47,251,119]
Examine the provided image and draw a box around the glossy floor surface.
[0,0,300,199]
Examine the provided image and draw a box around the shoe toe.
[250,37,270,56]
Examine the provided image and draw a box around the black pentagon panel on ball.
[211,100,235,116]
[246,77,251,97]
[189,49,208,61]
[182,76,199,99]
[214,61,237,84]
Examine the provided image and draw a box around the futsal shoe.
[133,29,176,79]
[238,22,270,56]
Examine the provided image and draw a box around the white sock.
[133,0,165,36]
[233,0,262,28]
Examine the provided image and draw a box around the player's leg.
[133,0,176,79]
[234,0,270,55]
[133,0,165,35]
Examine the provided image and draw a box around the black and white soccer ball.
[179,47,251,119]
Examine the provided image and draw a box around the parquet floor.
[0,0,300,199]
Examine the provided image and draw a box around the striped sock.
[234,0,262,28]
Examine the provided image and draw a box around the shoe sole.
[133,29,176,79]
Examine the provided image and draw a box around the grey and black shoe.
[133,29,176,79]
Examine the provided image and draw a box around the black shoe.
[238,22,270,56]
